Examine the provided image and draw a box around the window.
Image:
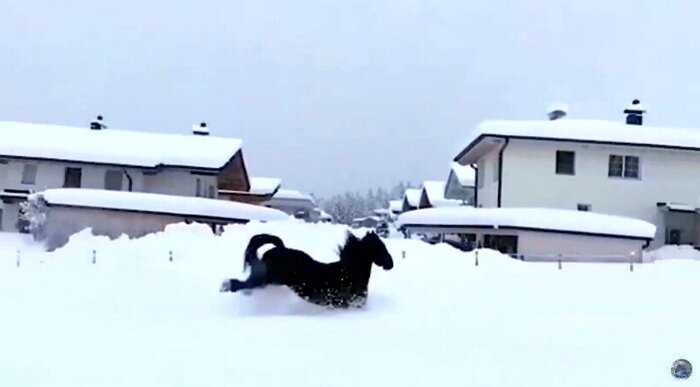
[609,155,640,179]
[105,170,123,191]
[0,209,3,231]
[484,235,518,255]
[624,156,639,178]
[667,229,682,245]
[21,164,37,184]
[196,178,202,197]
[208,185,216,198]
[63,167,82,188]
[577,204,591,212]
[555,151,575,175]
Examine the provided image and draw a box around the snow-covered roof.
[450,162,475,187]
[34,189,289,222]
[421,181,461,208]
[249,177,282,195]
[389,200,403,213]
[318,210,333,221]
[397,207,656,240]
[272,189,315,203]
[658,202,697,213]
[0,121,242,169]
[373,208,391,216]
[456,119,700,163]
[403,188,421,207]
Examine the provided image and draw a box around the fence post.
[169,250,173,262]
[475,250,479,266]
[401,250,406,259]
[557,254,562,270]
[16,250,20,268]
[92,249,96,265]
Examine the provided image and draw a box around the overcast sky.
[1,1,698,197]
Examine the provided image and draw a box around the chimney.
[547,103,568,121]
[624,99,645,125]
[192,122,210,136]
[90,115,107,130]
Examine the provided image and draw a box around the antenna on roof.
[192,122,210,136]
[90,115,107,130]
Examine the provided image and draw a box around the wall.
[475,147,502,208]
[0,158,145,193]
[493,139,700,246]
[402,225,646,262]
[143,170,217,198]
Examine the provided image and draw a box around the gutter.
[470,164,478,207]
[497,138,509,208]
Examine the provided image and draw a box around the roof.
[272,189,315,203]
[421,181,461,208]
[403,188,421,207]
[34,189,289,222]
[0,121,242,170]
[249,177,282,195]
[455,119,700,163]
[389,200,403,213]
[450,162,475,187]
[397,207,656,240]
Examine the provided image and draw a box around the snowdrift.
[0,220,698,387]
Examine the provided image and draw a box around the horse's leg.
[220,259,268,293]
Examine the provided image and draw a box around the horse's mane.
[337,233,363,261]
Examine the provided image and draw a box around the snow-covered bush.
[18,195,48,240]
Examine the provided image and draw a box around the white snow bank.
[0,221,699,387]
[645,245,700,262]
[397,207,656,239]
[35,188,289,222]
[249,177,282,195]
[0,121,242,169]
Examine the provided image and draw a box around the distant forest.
[318,181,417,224]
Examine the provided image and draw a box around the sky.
[1,0,699,198]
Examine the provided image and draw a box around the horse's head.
[361,231,394,270]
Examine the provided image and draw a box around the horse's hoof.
[219,280,232,293]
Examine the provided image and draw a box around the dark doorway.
[63,167,82,188]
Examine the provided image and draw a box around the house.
[418,181,462,209]
[0,120,250,233]
[452,101,700,248]
[264,189,322,222]
[351,216,382,229]
[26,188,288,250]
[218,177,282,205]
[444,162,475,204]
[397,207,655,261]
[402,188,421,212]
[389,200,403,216]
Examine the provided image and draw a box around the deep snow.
[0,221,698,387]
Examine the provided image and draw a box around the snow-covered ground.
[0,221,698,387]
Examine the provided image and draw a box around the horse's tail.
[244,234,285,271]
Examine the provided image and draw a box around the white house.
[0,120,251,233]
[452,102,700,248]
[444,162,475,205]
[402,188,421,212]
[418,180,462,209]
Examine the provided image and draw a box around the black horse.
[220,232,394,308]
